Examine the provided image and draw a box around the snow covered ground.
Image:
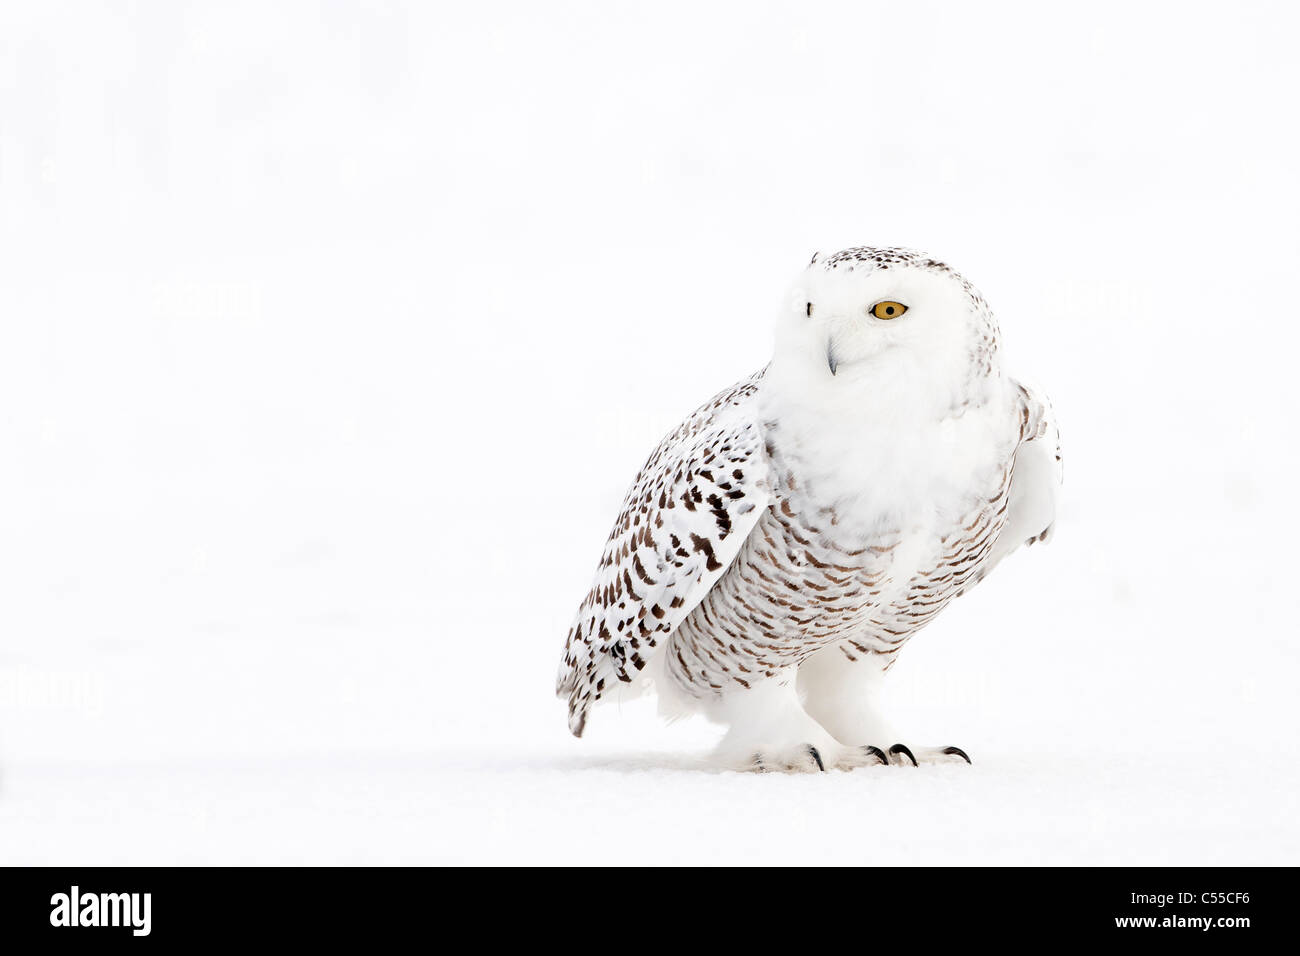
[1,2,1297,865]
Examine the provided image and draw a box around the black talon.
[888,743,917,767]
[861,745,890,766]
[753,752,767,772]
[942,746,972,764]
[806,745,825,772]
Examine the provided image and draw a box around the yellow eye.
[871,301,907,320]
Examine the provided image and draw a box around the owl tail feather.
[567,690,590,738]
[557,633,598,737]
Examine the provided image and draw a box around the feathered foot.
[733,742,831,773]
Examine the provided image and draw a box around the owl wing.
[556,370,773,737]
[985,378,1063,570]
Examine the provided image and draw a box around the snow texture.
[0,1,1297,864]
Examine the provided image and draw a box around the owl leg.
[796,643,971,768]
[797,643,899,744]
[704,675,845,773]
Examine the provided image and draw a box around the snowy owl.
[556,246,1061,771]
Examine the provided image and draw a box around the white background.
[1,1,1297,864]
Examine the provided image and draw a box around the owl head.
[772,246,1001,410]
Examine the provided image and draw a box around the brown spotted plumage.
[556,372,772,736]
